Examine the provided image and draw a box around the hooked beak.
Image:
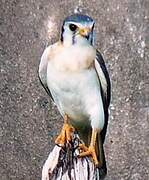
[79,28,91,39]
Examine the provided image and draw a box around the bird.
[39,14,111,178]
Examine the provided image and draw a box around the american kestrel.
[39,14,111,177]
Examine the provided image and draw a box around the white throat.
[62,31,91,47]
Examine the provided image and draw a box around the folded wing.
[38,46,54,101]
[94,50,111,143]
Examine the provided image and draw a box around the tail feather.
[96,132,107,179]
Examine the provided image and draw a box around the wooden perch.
[42,132,104,180]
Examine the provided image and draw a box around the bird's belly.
[47,63,104,129]
[47,70,91,119]
[60,91,89,121]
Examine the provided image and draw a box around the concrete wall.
[0,0,148,179]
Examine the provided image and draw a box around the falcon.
[39,14,111,177]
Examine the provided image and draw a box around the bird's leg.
[55,114,75,146]
[79,128,99,166]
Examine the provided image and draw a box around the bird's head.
[60,14,95,47]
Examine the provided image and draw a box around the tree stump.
[42,132,104,180]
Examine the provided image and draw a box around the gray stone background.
[0,0,148,179]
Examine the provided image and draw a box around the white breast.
[47,67,104,130]
[46,45,105,130]
[51,44,96,72]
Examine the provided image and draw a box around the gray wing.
[95,50,111,107]
[95,50,111,143]
[94,51,111,177]
[38,46,54,101]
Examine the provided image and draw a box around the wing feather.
[95,50,111,107]
[38,46,54,101]
[95,50,111,143]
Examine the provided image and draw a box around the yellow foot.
[55,123,75,146]
[79,144,99,166]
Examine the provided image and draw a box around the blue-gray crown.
[64,14,94,24]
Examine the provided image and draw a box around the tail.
[96,132,107,179]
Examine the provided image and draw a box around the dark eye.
[69,24,77,31]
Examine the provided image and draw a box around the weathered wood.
[42,132,102,180]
